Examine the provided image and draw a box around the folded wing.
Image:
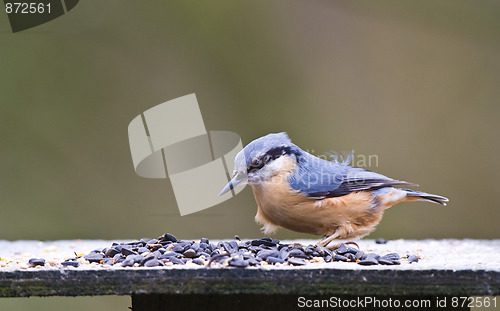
[288,155,415,199]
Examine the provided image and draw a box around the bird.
[219,132,448,248]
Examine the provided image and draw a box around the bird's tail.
[403,189,449,206]
[374,187,449,207]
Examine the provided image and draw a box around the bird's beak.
[219,171,247,196]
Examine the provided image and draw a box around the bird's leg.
[317,233,360,250]
[316,233,339,248]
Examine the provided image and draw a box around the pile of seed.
[68,233,419,268]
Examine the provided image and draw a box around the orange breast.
[250,157,385,239]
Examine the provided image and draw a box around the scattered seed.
[140,254,155,265]
[288,249,308,258]
[61,261,79,268]
[408,254,419,263]
[121,259,135,267]
[197,251,211,258]
[121,248,138,256]
[137,247,149,254]
[383,253,401,261]
[358,253,380,266]
[208,252,230,267]
[192,258,204,265]
[167,257,185,265]
[354,250,365,261]
[362,253,380,261]
[335,243,348,254]
[266,256,285,264]
[72,233,412,269]
[257,249,280,260]
[105,248,120,257]
[162,233,178,242]
[127,254,144,263]
[378,257,395,265]
[228,258,248,268]
[229,241,239,250]
[183,249,196,258]
[333,254,349,262]
[144,259,163,267]
[84,252,104,263]
[347,247,359,255]
[28,258,45,267]
[357,259,378,266]
[251,238,277,247]
[287,257,306,266]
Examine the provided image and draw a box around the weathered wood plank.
[0,239,498,297]
[0,267,499,297]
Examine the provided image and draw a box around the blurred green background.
[0,0,499,310]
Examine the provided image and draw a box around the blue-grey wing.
[288,156,414,198]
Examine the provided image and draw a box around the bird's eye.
[248,157,265,174]
[248,153,277,174]
[251,158,262,166]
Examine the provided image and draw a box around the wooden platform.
[0,239,498,310]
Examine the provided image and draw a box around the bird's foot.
[316,234,339,248]
[324,241,360,251]
[316,233,360,250]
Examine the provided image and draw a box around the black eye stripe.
[247,146,296,173]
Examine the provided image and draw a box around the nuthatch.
[220,132,448,247]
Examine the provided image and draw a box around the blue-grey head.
[219,132,301,195]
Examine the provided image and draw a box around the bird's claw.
[316,236,360,251]
[323,241,360,251]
